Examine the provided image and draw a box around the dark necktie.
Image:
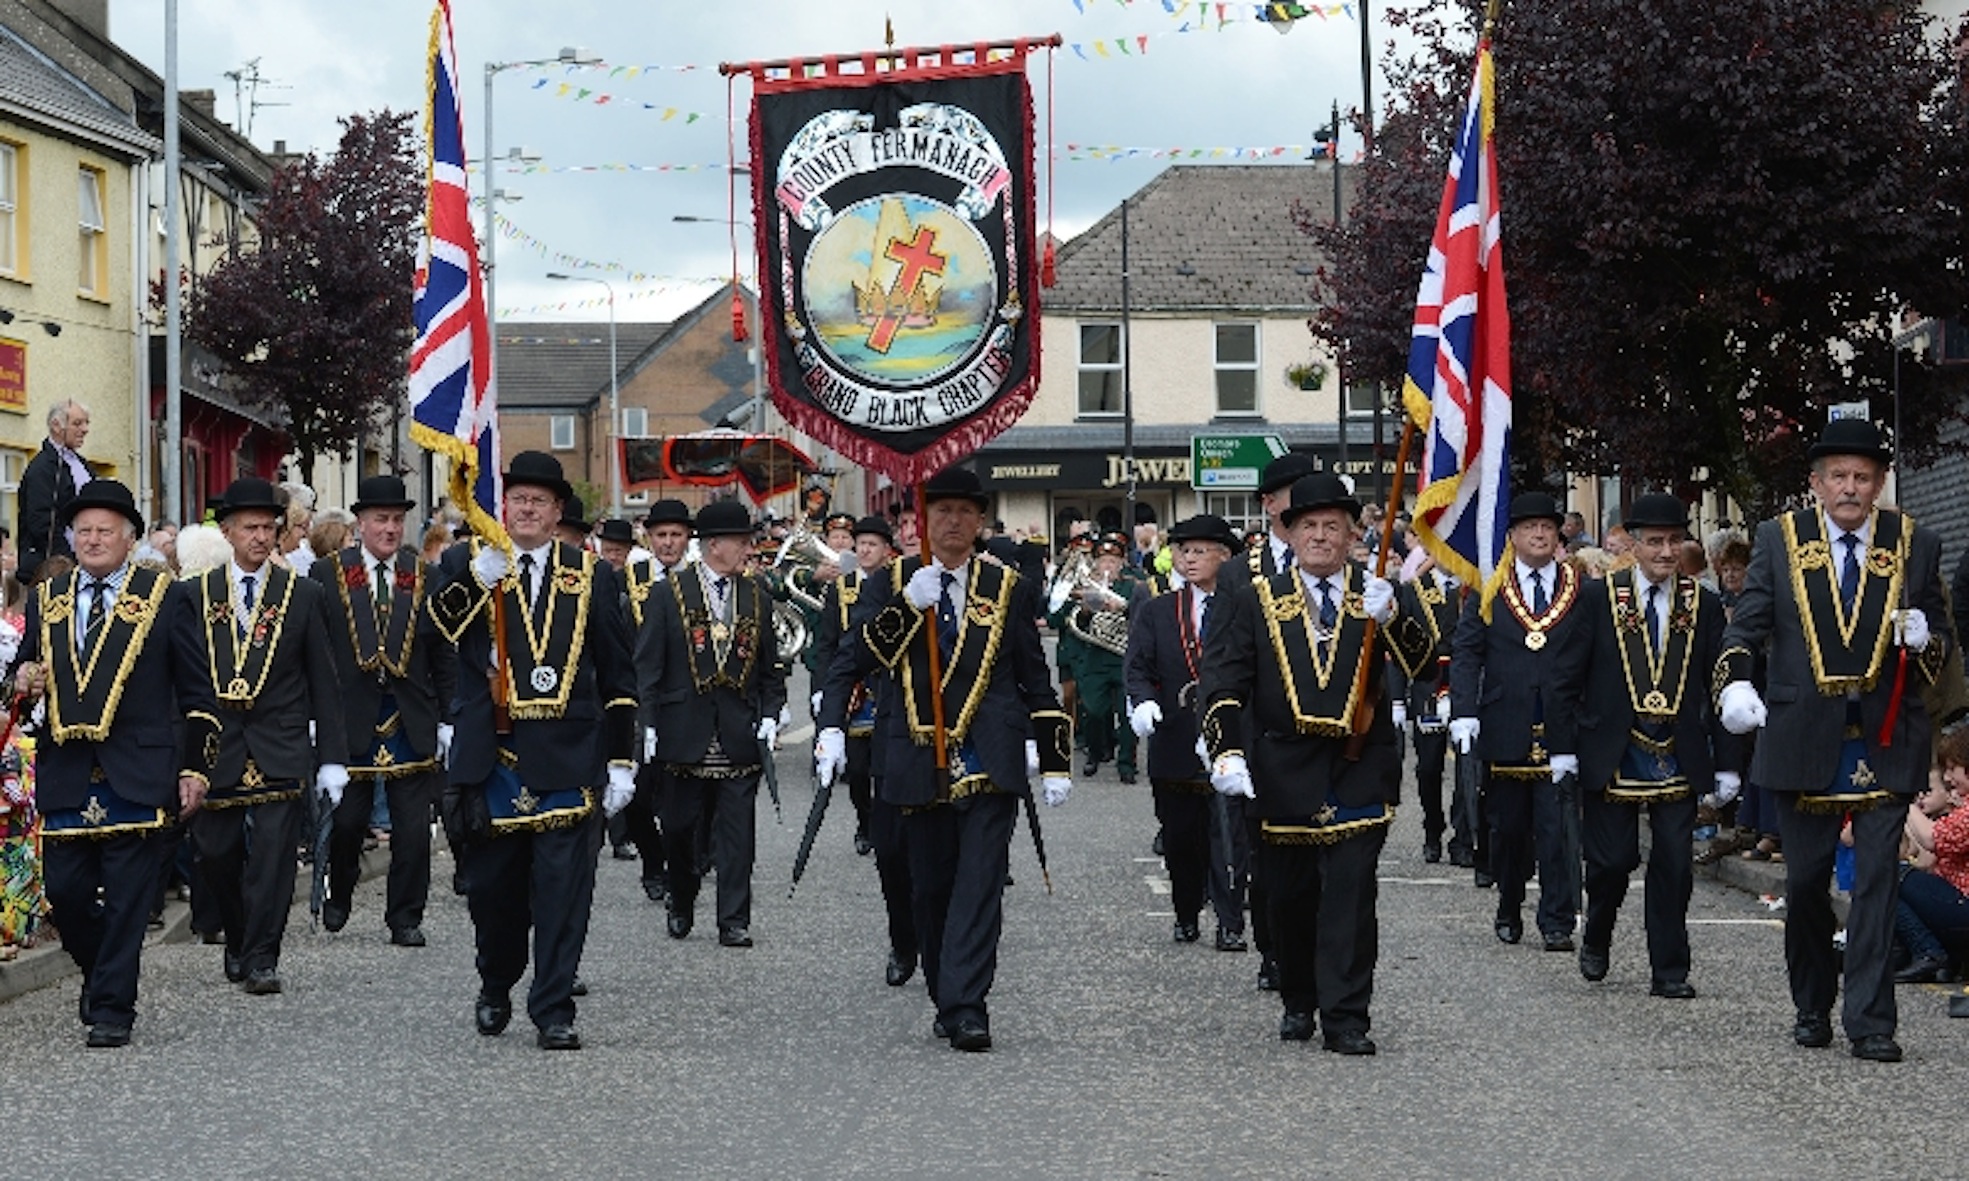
[1198,592,1213,641]
[82,578,107,656]
[1839,533,1860,611]
[1317,579,1338,629]
[713,576,730,619]
[519,554,541,623]
[376,561,392,628]
[1645,584,1662,655]
[1531,568,1548,615]
[238,574,255,642]
[937,571,958,658]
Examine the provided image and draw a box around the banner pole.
[1343,417,1416,759]
[917,483,952,797]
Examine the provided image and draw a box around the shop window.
[1204,490,1264,537]
[1215,322,1259,416]
[1078,322,1123,417]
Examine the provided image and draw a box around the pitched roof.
[0,22,148,153]
[1045,163,1357,315]
[495,321,674,409]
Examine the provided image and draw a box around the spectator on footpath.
[18,399,94,582]
[1892,732,1969,984]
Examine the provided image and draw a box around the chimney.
[48,1,110,41]
[183,89,218,121]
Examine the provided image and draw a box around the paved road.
[7,680,1966,1178]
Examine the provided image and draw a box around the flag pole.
[1345,417,1416,759]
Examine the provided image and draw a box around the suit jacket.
[16,567,219,810]
[1385,575,1457,719]
[636,564,788,766]
[1551,570,1739,794]
[307,547,455,762]
[1717,508,1951,796]
[1124,584,1211,781]
[1448,561,1590,763]
[808,567,862,688]
[196,564,349,785]
[17,439,87,579]
[819,556,1068,806]
[432,539,636,792]
[1216,532,1290,591]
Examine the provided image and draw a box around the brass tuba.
[773,523,843,613]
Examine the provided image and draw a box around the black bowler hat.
[696,500,754,538]
[594,518,636,545]
[350,474,415,515]
[820,511,857,535]
[502,450,573,502]
[853,515,895,545]
[559,495,590,533]
[1807,417,1893,467]
[644,498,693,530]
[61,478,144,533]
[1280,473,1361,528]
[1623,492,1690,535]
[923,467,991,510]
[1507,491,1566,527]
[1258,453,1315,496]
[1169,513,1240,551]
[214,477,283,522]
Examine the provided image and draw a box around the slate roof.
[0,23,146,152]
[496,321,674,409]
[1045,163,1357,316]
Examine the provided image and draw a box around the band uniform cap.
[1279,473,1361,529]
[502,450,574,502]
[1507,491,1566,527]
[1258,452,1315,495]
[1807,417,1893,467]
[644,498,694,530]
[594,518,636,545]
[558,495,590,533]
[214,477,283,523]
[61,478,144,534]
[696,500,755,538]
[820,512,858,535]
[1094,533,1128,558]
[1622,492,1690,535]
[922,467,991,510]
[350,474,416,515]
[1068,532,1095,550]
[1169,513,1241,551]
[852,515,895,545]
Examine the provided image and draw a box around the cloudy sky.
[107,0,1386,324]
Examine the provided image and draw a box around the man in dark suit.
[190,477,349,996]
[637,500,788,948]
[430,450,638,1051]
[310,475,455,946]
[816,468,1073,1052]
[1386,565,1463,864]
[617,498,696,902]
[1126,513,1246,949]
[1201,474,1431,1053]
[1551,493,1738,997]
[1716,418,1952,1061]
[1448,491,1590,951]
[11,479,219,1046]
[17,399,93,582]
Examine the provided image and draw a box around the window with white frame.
[1215,322,1260,416]
[1203,491,1264,538]
[77,166,106,296]
[550,414,575,450]
[1077,322,1123,416]
[621,406,649,437]
[0,142,19,275]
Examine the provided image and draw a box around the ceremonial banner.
[748,51,1042,481]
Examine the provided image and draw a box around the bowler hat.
[852,515,895,545]
[1623,493,1690,535]
[214,477,283,523]
[1507,491,1566,527]
[559,495,590,534]
[1169,513,1240,551]
[61,478,144,534]
[696,500,754,538]
[1807,417,1893,467]
[502,450,573,502]
[1258,453,1315,496]
[923,467,991,510]
[1279,473,1361,528]
[594,518,636,545]
[350,474,415,515]
[644,499,693,530]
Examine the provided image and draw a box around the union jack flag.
[409,0,506,547]
[1402,36,1511,614]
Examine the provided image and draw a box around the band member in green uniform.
[1054,533,1142,782]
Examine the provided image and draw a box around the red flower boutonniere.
[343,563,369,591]
[395,568,417,594]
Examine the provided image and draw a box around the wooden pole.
[917,483,951,794]
[1344,418,1417,757]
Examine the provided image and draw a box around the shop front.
[148,340,286,525]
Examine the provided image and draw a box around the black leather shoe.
[719,926,753,948]
[1152,829,1165,857]
[1542,931,1575,953]
[641,879,666,903]
[1793,1012,1833,1048]
[1173,920,1201,943]
[390,926,427,948]
[1215,929,1248,953]
[1494,921,1523,945]
[611,844,638,861]
[1579,944,1609,982]
[854,830,874,856]
[1850,1033,1903,1062]
[475,993,512,1036]
[241,968,283,995]
[948,1019,992,1052]
[1083,759,1100,776]
[931,1018,950,1040]
[1323,1030,1377,1056]
[322,901,350,933]
[885,950,916,987]
[1278,1011,1316,1041]
[1449,847,1474,868]
[1118,771,1138,785]
[1473,870,1495,888]
[571,977,589,997]
[86,1024,132,1048]
[1650,980,1697,999]
[1256,959,1280,991]
[223,953,246,984]
[666,909,693,940]
[1894,955,1950,984]
[77,986,91,1026]
[536,1024,582,1051]
[1423,842,1443,864]
[452,870,468,895]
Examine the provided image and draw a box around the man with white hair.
[18,399,93,581]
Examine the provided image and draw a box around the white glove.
[644,726,658,762]
[811,690,823,717]
[308,720,317,745]
[779,704,792,728]
[1390,701,1408,730]
[1042,776,1072,807]
[1211,754,1256,799]
[1709,771,1742,808]
[1025,739,1040,777]
[904,564,945,610]
[1362,576,1396,625]
[603,764,635,817]
[1048,580,1073,615]
[1899,608,1931,652]
[1548,753,1579,783]
[1719,681,1767,735]
[1195,735,1211,765]
[317,763,349,808]
[435,723,453,761]
[816,727,847,787]
[756,717,780,748]
[1448,717,1480,754]
[471,544,510,589]
[1130,700,1163,738]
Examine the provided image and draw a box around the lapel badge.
[529,666,559,694]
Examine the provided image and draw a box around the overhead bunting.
[524,77,708,121]
[496,280,725,320]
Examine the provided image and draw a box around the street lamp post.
[546,273,618,517]
[1313,103,1348,480]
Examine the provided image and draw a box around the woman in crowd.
[1893,729,1969,983]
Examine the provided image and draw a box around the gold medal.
[1643,689,1669,713]
[1525,631,1547,651]
[711,621,731,642]
[227,677,250,697]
